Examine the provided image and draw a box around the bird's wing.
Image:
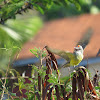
[76,28,93,50]
[46,46,73,61]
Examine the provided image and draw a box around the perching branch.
[0,0,81,24]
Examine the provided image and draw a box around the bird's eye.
[75,49,81,51]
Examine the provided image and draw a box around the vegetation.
[0,14,43,70]
[0,47,99,99]
[0,0,100,99]
[45,0,100,20]
[0,0,100,70]
[0,0,81,71]
[0,0,100,22]
[0,0,82,24]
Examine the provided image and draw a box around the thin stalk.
[1,58,10,100]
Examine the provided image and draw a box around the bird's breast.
[70,52,83,66]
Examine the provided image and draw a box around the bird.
[45,28,93,67]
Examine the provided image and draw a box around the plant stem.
[1,58,10,100]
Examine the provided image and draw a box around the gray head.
[74,45,83,54]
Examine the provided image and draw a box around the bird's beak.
[74,47,79,51]
[74,47,78,49]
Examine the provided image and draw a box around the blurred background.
[0,0,100,72]
[0,0,100,98]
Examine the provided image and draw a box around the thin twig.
[1,57,10,100]
[0,76,29,80]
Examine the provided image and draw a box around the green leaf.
[9,70,15,77]
[30,49,39,58]
[42,50,46,58]
[68,98,72,100]
[28,94,35,100]
[37,6,44,14]
[74,2,81,10]
[95,86,100,90]
[33,4,44,14]
[47,79,55,83]
[22,98,26,100]
[53,1,61,5]
[11,93,16,96]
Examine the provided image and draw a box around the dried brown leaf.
[60,85,67,99]
[55,85,61,100]
[46,46,59,76]
[72,73,78,100]
[88,80,97,96]
[38,74,41,92]
[42,83,53,100]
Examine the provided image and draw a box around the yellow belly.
[70,55,83,66]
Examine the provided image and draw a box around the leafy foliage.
[0,15,43,70]
[10,48,100,99]
[0,0,100,22]
[0,0,83,24]
[30,47,46,58]
[45,0,100,20]
[0,47,100,99]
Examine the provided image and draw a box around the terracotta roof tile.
[17,14,100,60]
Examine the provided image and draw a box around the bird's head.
[74,45,83,54]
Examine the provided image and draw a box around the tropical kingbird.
[45,28,93,67]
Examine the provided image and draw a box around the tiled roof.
[17,14,100,60]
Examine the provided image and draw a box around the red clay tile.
[17,14,100,60]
